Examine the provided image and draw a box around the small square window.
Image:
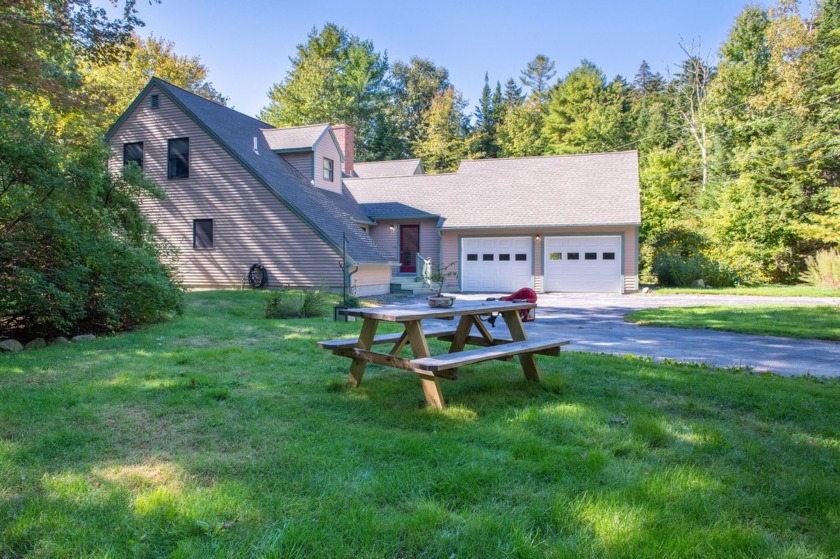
[567,252,580,260]
[193,219,213,249]
[323,157,334,181]
[483,254,494,261]
[499,254,511,261]
[466,253,478,261]
[515,254,527,261]
[603,252,616,260]
[585,252,597,260]
[149,94,159,109]
[168,138,189,179]
[549,252,562,261]
[123,142,143,169]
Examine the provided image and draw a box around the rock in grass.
[0,339,24,352]
[50,337,69,345]
[24,338,46,350]
[71,334,97,343]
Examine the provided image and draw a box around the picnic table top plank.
[339,300,535,322]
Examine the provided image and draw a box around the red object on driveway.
[500,287,537,322]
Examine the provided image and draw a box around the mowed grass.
[650,285,840,297]
[1,291,839,558]
[626,305,840,341]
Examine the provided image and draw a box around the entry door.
[400,225,420,273]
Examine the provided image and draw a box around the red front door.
[400,225,420,273]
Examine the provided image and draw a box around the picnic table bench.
[317,300,570,409]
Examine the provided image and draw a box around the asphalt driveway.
[451,292,840,378]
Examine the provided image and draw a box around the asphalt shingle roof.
[345,152,640,229]
[261,124,329,152]
[149,80,391,265]
[353,158,423,178]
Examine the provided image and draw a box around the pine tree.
[503,78,524,108]
[259,23,389,161]
[542,60,631,154]
[519,54,556,101]
[633,60,665,96]
[469,73,501,158]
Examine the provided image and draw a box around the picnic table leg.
[447,315,474,353]
[348,318,378,387]
[405,320,445,409]
[502,310,542,382]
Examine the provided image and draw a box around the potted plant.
[427,262,458,308]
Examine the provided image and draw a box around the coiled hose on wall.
[248,263,268,288]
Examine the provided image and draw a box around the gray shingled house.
[107,78,640,295]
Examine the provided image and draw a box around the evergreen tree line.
[261,2,840,285]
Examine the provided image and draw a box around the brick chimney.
[332,124,354,176]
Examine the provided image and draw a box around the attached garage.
[461,237,532,292]
[543,235,623,293]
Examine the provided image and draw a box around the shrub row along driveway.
[448,292,840,378]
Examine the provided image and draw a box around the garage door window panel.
[499,254,510,261]
[603,252,616,260]
[568,252,580,260]
[585,252,597,260]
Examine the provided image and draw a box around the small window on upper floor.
[168,138,189,179]
[149,94,160,109]
[123,142,143,169]
[323,157,334,182]
[193,219,213,249]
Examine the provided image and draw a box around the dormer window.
[323,157,334,182]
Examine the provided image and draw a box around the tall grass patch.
[802,249,840,289]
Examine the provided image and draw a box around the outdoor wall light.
[535,234,541,241]
[389,224,395,231]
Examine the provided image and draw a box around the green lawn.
[649,285,840,297]
[626,305,840,341]
[2,291,839,557]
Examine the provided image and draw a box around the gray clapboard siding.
[279,152,312,181]
[368,218,440,275]
[109,87,344,289]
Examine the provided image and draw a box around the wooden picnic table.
[317,300,569,409]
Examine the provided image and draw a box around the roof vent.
[149,94,159,109]
[253,136,259,155]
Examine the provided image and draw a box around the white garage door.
[544,236,622,293]
[461,237,533,292]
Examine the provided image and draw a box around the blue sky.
[128,0,765,118]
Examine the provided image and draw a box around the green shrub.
[801,250,840,289]
[300,288,330,318]
[650,227,739,287]
[265,289,330,319]
[265,291,286,319]
[0,99,182,338]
